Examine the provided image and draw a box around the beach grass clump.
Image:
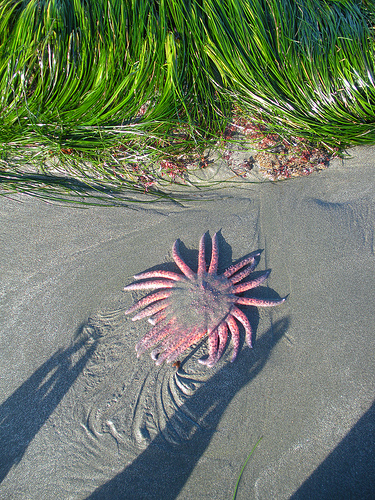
[1,0,375,201]
[205,0,375,148]
[0,0,228,201]
[0,0,224,148]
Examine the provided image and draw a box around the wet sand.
[0,146,374,499]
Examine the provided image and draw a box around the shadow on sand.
[0,324,98,483]
[291,400,375,500]
[86,316,290,500]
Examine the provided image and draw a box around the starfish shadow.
[86,315,290,500]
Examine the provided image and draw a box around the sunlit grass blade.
[232,435,263,500]
[1,0,375,203]
[204,0,375,147]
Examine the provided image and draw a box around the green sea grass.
[1,0,374,201]
[204,0,375,147]
[232,435,263,500]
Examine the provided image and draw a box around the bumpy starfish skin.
[124,232,286,366]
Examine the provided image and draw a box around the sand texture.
[0,146,374,499]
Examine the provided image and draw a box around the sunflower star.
[124,232,286,366]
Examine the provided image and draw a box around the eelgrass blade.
[232,435,263,500]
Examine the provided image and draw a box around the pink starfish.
[124,232,286,366]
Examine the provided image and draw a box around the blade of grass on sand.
[232,435,263,500]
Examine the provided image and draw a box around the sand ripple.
[71,305,218,461]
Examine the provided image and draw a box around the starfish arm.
[235,296,286,307]
[124,279,176,291]
[215,322,229,363]
[125,290,172,315]
[226,314,240,362]
[131,298,170,321]
[197,233,207,276]
[133,270,183,281]
[136,319,176,357]
[199,328,219,366]
[148,309,167,325]
[231,306,253,348]
[172,239,196,280]
[208,232,219,274]
[223,251,260,278]
[154,327,206,365]
[152,325,194,358]
[228,260,258,284]
[232,270,271,293]
[151,349,160,361]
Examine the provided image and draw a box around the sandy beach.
[0,145,374,499]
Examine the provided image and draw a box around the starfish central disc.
[170,273,235,333]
